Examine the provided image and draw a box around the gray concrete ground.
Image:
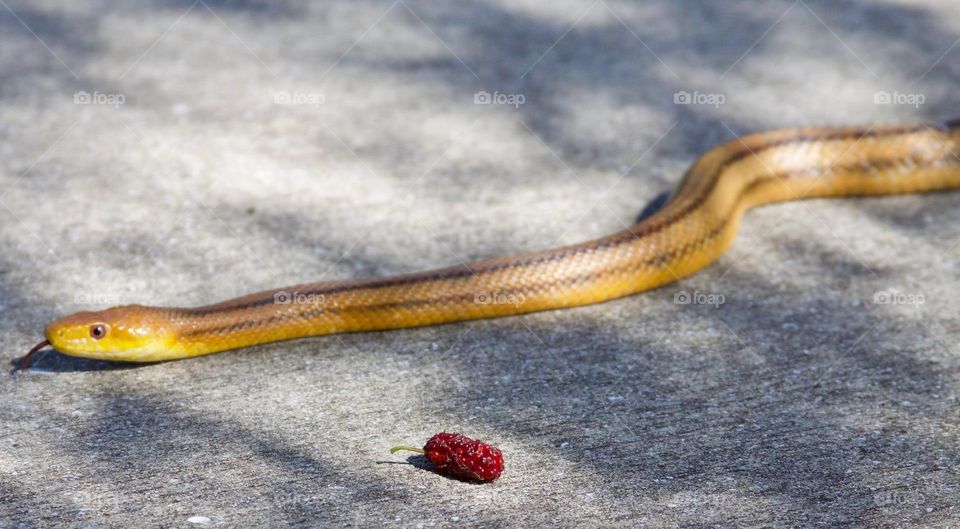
[2,0,960,527]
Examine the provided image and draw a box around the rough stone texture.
[2,1,960,527]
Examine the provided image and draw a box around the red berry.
[391,432,504,482]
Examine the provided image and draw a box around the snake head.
[44,305,174,361]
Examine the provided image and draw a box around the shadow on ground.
[3,0,960,527]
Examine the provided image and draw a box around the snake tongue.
[18,339,50,372]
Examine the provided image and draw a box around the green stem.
[390,445,426,454]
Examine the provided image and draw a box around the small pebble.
[187,516,211,525]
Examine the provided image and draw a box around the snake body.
[31,122,960,363]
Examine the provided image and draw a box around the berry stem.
[390,445,426,454]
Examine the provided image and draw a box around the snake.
[20,120,960,367]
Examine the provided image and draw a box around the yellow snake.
[22,121,960,366]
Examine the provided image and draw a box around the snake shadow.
[8,353,155,374]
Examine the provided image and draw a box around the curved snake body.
[31,122,960,363]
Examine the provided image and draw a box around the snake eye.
[90,323,107,340]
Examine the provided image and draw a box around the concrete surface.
[2,0,960,527]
